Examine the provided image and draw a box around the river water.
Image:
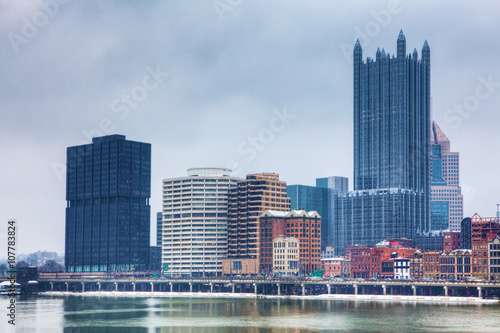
[1,295,500,332]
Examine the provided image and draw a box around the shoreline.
[39,291,500,304]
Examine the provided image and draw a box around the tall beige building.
[162,168,241,277]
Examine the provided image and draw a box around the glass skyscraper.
[333,31,431,254]
[287,185,328,250]
[65,135,151,272]
[430,121,463,231]
[287,176,348,252]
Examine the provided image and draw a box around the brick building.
[260,210,322,275]
[224,173,290,275]
[409,252,424,280]
[439,249,472,280]
[347,240,418,279]
[423,251,440,280]
[443,231,461,251]
[322,257,348,278]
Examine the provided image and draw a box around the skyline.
[2,1,500,255]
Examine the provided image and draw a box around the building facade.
[439,249,472,280]
[322,246,335,259]
[333,31,431,255]
[65,135,151,273]
[414,229,445,252]
[287,184,328,250]
[162,168,240,277]
[469,214,500,279]
[409,253,424,280]
[489,236,500,281]
[156,212,162,247]
[272,236,299,276]
[322,257,348,277]
[461,217,472,249]
[260,210,322,275]
[225,173,290,274]
[443,231,461,251]
[288,176,348,252]
[423,251,441,280]
[346,245,374,279]
[394,257,410,280]
[472,240,490,280]
[430,121,464,231]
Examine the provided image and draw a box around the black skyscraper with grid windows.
[65,134,151,272]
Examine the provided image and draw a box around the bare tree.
[39,260,65,273]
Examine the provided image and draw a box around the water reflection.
[2,295,499,333]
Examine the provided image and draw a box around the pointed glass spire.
[354,39,361,49]
[422,40,430,51]
[398,29,405,40]
[397,30,406,58]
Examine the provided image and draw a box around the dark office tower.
[335,31,431,254]
[353,30,430,193]
[461,217,472,250]
[156,211,162,247]
[65,135,151,273]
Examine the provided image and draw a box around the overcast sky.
[1,0,500,256]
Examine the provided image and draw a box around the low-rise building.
[341,258,351,278]
[272,236,299,276]
[322,257,347,277]
[347,240,418,279]
[347,245,374,279]
[472,240,489,280]
[394,257,410,280]
[423,251,440,280]
[381,258,395,279]
[489,235,500,281]
[439,249,471,280]
[409,252,423,280]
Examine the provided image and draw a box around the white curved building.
[161,168,241,277]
